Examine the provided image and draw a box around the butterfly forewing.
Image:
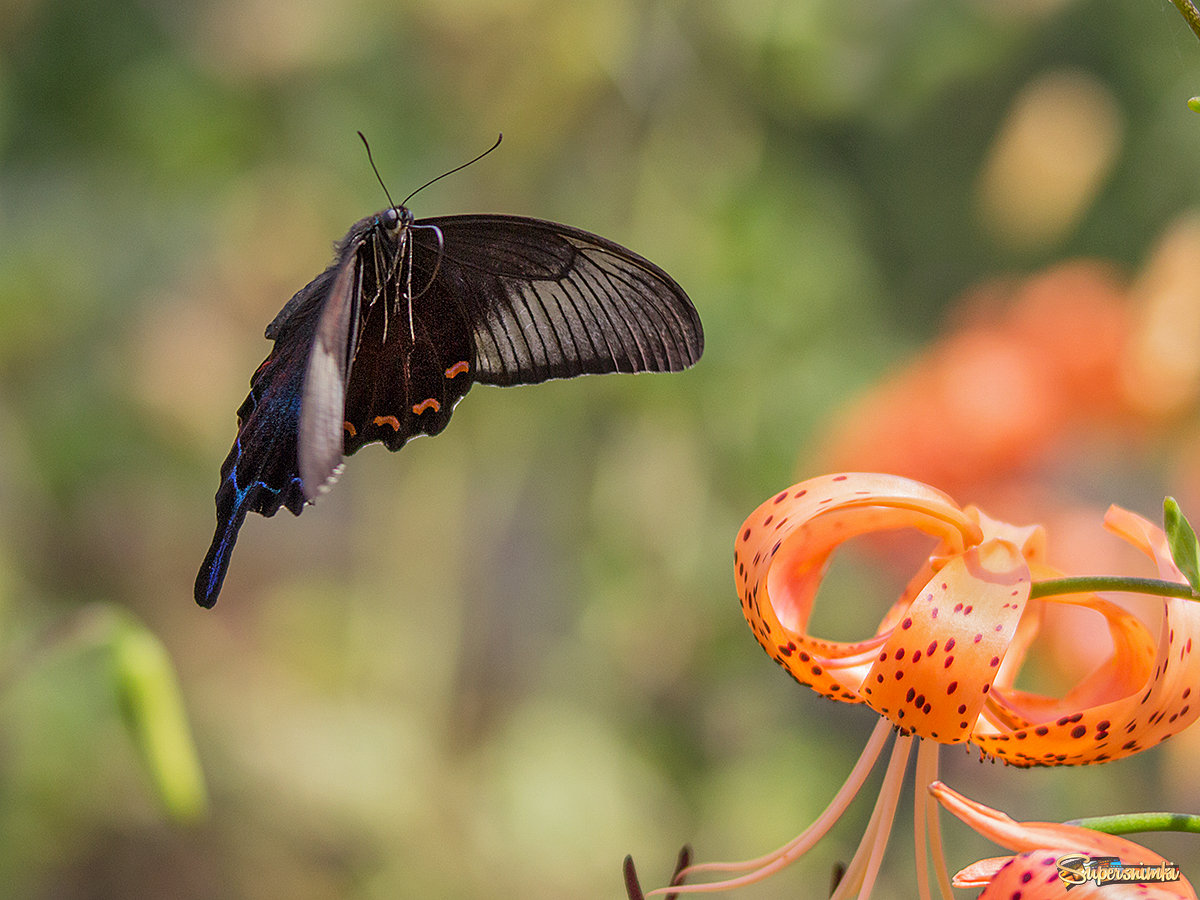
[411,215,702,386]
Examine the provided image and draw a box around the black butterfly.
[195,151,703,608]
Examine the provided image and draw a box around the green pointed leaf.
[1066,810,1200,835]
[110,623,207,822]
[1164,497,1200,592]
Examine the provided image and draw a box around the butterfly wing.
[194,237,363,608]
[197,211,703,608]
[332,214,703,464]
[414,214,703,386]
[335,225,478,460]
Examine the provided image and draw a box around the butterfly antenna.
[358,131,399,212]
[400,133,503,207]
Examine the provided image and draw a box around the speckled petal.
[976,851,1192,899]
[1100,507,1200,759]
[735,473,982,703]
[862,539,1029,742]
[972,507,1200,766]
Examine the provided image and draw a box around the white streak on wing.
[299,340,346,500]
[298,243,361,501]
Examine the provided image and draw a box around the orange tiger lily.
[931,781,1195,899]
[627,473,1200,898]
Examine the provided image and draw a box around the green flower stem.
[1066,811,1200,836]
[1029,576,1199,602]
[1172,0,1200,44]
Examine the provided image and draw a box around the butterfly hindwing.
[194,272,328,608]
[338,228,477,457]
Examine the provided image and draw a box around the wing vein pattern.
[414,214,701,386]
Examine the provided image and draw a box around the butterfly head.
[379,205,414,235]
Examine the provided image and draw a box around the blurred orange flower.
[817,262,1133,502]
[816,218,1200,525]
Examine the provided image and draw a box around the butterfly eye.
[379,206,413,234]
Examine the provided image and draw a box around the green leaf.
[1066,810,1200,835]
[1163,497,1200,592]
[110,623,207,822]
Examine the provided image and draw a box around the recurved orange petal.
[1098,507,1200,757]
[971,507,1200,766]
[862,539,1030,743]
[735,474,981,704]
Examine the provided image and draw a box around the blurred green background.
[1,0,1199,897]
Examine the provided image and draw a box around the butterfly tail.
[194,474,255,608]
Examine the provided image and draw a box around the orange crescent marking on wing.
[342,421,357,437]
[412,398,441,415]
[444,360,470,379]
[372,415,402,431]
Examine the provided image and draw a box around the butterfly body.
[196,204,703,608]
